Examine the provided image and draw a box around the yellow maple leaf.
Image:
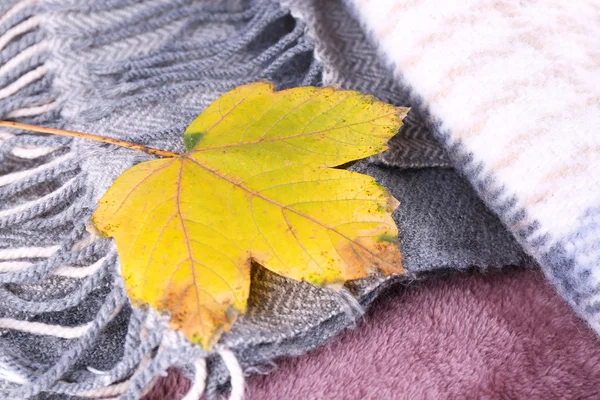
[90,82,406,349]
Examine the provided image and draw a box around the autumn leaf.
[87,82,406,349]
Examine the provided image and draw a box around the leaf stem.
[0,121,182,158]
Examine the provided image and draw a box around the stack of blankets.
[0,0,598,398]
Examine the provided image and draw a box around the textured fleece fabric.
[146,267,600,400]
[344,0,600,336]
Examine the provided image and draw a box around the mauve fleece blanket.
[146,267,600,399]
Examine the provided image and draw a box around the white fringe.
[0,152,74,187]
[0,249,108,276]
[0,131,15,141]
[0,261,31,272]
[217,347,245,400]
[5,101,57,118]
[11,146,57,159]
[0,301,124,339]
[0,245,60,260]
[72,233,97,251]
[0,15,41,52]
[0,41,48,78]
[53,254,107,278]
[0,318,92,339]
[0,366,29,385]
[0,176,77,219]
[182,358,207,400]
[0,65,49,100]
[0,0,37,27]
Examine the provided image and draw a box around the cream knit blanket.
[347,0,600,332]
